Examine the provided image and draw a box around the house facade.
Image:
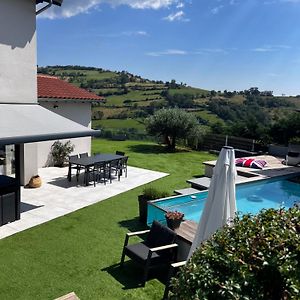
[0,0,99,223]
[37,74,104,167]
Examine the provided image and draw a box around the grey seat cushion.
[125,242,162,265]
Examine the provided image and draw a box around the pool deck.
[187,155,300,191]
[174,220,198,244]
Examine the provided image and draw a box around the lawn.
[0,139,215,300]
[92,118,146,132]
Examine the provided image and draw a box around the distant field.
[193,110,224,124]
[92,118,146,132]
[168,87,209,96]
[51,69,118,81]
[92,107,128,119]
[105,90,163,106]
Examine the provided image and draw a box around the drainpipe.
[36,0,53,16]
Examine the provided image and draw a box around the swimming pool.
[147,176,300,225]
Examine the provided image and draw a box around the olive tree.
[145,108,198,150]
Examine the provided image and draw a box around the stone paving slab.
[0,166,168,239]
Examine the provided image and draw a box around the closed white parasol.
[188,146,237,259]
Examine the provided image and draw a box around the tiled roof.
[37,74,104,101]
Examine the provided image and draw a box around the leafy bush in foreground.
[170,206,300,300]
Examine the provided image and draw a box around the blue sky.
[37,0,300,95]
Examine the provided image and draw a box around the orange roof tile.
[37,74,104,101]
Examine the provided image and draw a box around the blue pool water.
[147,176,300,225]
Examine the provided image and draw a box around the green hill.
[37,66,300,142]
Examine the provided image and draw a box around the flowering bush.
[165,211,184,220]
[170,206,300,299]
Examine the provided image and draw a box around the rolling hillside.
[38,66,300,141]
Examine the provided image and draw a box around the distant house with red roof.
[37,74,104,167]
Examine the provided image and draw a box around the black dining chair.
[110,159,122,181]
[120,220,178,286]
[68,154,80,182]
[119,156,128,178]
[116,151,125,156]
[79,152,89,158]
[92,161,110,186]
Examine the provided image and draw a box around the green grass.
[193,110,224,124]
[92,119,146,132]
[168,87,209,96]
[0,140,215,300]
[105,90,163,106]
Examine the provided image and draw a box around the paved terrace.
[0,166,168,239]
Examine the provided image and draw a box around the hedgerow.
[170,206,300,300]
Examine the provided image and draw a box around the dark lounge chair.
[120,221,178,286]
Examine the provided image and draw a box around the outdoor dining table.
[68,153,124,186]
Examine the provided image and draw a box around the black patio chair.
[116,151,125,156]
[79,152,88,158]
[75,152,91,182]
[109,159,122,181]
[92,161,110,186]
[120,220,178,286]
[119,156,128,178]
[68,154,80,182]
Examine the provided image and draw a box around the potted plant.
[165,210,184,230]
[138,186,170,224]
[25,175,42,188]
[50,140,74,167]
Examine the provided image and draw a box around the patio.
[0,165,168,239]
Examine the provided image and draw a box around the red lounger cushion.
[235,158,267,169]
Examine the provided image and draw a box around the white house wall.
[0,0,38,185]
[0,0,37,104]
[37,101,92,167]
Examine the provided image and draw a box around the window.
[0,145,15,178]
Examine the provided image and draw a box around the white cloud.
[211,5,224,14]
[252,47,275,52]
[197,48,228,54]
[95,30,148,37]
[146,49,187,56]
[146,48,229,56]
[176,2,184,8]
[252,45,291,52]
[39,0,180,19]
[162,10,189,21]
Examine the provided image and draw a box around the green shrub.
[50,140,74,167]
[170,206,300,300]
[142,186,170,200]
[289,137,300,145]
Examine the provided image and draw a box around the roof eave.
[36,0,63,7]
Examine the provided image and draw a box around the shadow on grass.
[101,262,168,290]
[128,144,190,155]
[118,217,147,233]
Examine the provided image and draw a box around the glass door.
[0,145,15,177]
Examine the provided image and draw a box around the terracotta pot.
[166,217,183,230]
[27,175,42,188]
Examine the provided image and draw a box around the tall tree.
[145,108,198,150]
